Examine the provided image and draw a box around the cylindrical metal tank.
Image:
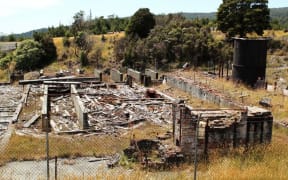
[232,38,270,86]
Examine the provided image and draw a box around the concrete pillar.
[110,69,123,82]
[94,69,102,81]
[145,69,158,80]
[42,85,51,132]
[127,68,142,82]
[143,75,151,87]
[71,85,89,129]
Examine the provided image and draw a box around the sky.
[0,0,287,34]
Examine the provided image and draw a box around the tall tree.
[33,32,57,65]
[126,8,155,38]
[217,0,270,38]
[71,10,86,36]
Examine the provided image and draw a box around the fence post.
[204,119,209,161]
[46,130,49,180]
[55,156,57,180]
[194,114,201,180]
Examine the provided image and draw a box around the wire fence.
[0,70,279,179]
[0,83,177,179]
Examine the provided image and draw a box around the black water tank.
[232,38,270,86]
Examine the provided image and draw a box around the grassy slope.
[43,32,124,76]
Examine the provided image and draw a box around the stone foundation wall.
[94,69,102,81]
[166,76,239,108]
[71,85,88,129]
[145,69,158,80]
[111,69,123,82]
[127,68,142,82]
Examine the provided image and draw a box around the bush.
[63,36,70,47]
[0,55,12,69]
[80,51,89,67]
[14,40,45,71]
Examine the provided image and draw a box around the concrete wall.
[166,76,240,108]
[127,68,142,82]
[167,74,273,157]
[110,69,123,82]
[94,69,102,81]
[145,69,158,80]
[246,107,273,144]
[173,104,272,158]
[71,85,89,129]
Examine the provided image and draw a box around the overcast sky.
[0,0,287,34]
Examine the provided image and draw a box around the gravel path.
[0,157,108,180]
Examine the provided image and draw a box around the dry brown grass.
[264,30,288,39]
[211,30,225,41]
[0,69,9,82]
[45,32,125,76]
[0,132,127,166]
[211,30,288,41]
[155,83,219,109]
[54,126,288,179]
[0,122,168,166]
[173,70,288,120]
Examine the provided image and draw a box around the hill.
[270,7,288,29]
[181,7,288,29]
[14,28,48,39]
[180,12,216,19]
[1,7,288,39]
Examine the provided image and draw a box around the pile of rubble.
[50,95,78,132]
[23,83,174,135]
[124,132,184,169]
[0,85,23,140]
[79,85,172,134]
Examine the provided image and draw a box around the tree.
[14,40,45,71]
[0,55,12,70]
[71,10,86,36]
[88,48,102,68]
[80,51,89,67]
[217,0,270,38]
[73,31,92,57]
[126,8,155,38]
[33,32,57,65]
[8,34,16,42]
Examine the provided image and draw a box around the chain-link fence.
[0,83,177,179]
[0,71,276,179]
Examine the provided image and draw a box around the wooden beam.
[23,114,40,128]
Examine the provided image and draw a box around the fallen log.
[23,114,40,128]
[12,103,23,123]
[19,77,100,85]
